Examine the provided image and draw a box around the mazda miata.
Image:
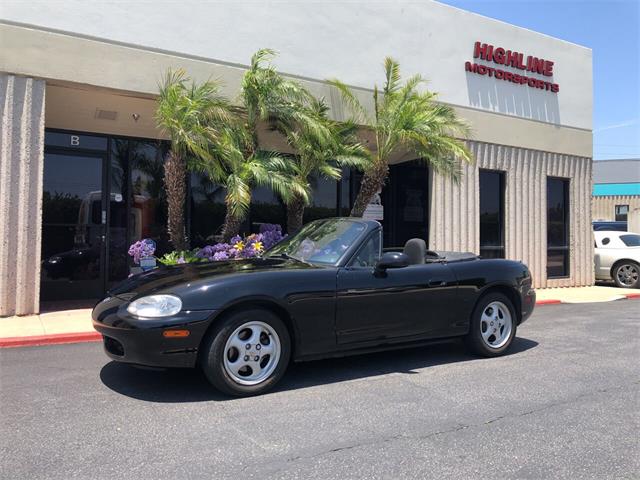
[93,218,536,396]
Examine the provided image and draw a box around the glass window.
[129,140,171,255]
[250,185,286,233]
[479,170,505,259]
[190,173,226,246]
[547,177,570,278]
[339,167,354,216]
[303,174,339,224]
[350,232,382,267]
[615,205,629,222]
[620,234,640,247]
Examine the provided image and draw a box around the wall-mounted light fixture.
[132,113,140,122]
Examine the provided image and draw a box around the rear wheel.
[613,261,640,289]
[465,293,517,357]
[200,308,291,396]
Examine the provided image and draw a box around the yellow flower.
[253,241,264,252]
[234,240,244,251]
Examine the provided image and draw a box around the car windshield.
[266,218,368,265]
[620,234,640,247]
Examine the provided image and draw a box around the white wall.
[1,0,592,130]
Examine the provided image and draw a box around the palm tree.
[155,69,230,249]
[206,122,302,241]
[213,49,317,240]
[328,58,473,217]
[282,98,370,232]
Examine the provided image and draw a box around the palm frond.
[383,57,402,95]
[326,79,370,124]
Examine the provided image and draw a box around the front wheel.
[613,261,640,288]
[200,309,291,396]
[465,293,517,357]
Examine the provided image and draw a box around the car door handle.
[428,279,446,287]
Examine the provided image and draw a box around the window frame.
[346,229,383,269]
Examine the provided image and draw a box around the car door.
[335,232,458,345]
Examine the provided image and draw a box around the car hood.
[108,256,320,299]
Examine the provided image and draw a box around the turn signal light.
[163,330,190,338]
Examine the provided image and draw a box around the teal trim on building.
[592,183,640,196]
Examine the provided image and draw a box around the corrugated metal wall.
[0,74,46,316]
[592,195,640,221]
[430,141,594,289]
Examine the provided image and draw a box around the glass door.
[40,152,106,301]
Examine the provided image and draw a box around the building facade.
[592,158,640,231]
[0,1,593,316]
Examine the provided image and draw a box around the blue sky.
[439,0,640,161]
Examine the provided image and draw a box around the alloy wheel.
[616,264,639,287]
[223,321,281,386]
[480,301,513,349]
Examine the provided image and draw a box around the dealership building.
[0,1,593,316]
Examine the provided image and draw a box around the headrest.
[403,238,426,265]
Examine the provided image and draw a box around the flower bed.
[128,224,285,266]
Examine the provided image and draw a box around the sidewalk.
[1,286,638,348]
[536,285,640,304]
[0,308,98,348]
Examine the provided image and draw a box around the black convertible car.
[93,218,535,396]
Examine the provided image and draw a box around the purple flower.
[189,224,285,262]
[128,238,156,264]
[213,251,229,261]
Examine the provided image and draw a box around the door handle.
[428,279,446,287]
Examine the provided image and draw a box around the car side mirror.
[375,252,410,276]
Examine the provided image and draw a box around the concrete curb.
[535,299,562,305]
[0,331,101,348]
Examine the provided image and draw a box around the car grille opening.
[104,336,124,357]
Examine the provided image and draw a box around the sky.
[438,0,640,161]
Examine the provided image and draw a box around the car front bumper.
[92,295,216,368]
[520,287,536,324]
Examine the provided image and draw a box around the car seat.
[403,238,426,265]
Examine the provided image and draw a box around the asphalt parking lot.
[1,300,638,480]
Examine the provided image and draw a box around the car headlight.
[126,294,182,318]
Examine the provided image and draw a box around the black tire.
[465,292,517,357]
[200,308,291,397]
[612,261,640,289]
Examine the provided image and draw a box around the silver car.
[594,231,640,288]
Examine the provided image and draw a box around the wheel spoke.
[248,325,263,344]
[481,322,492,340]
[227,360,246,376]
[260,341,275,356]
[228,335,245,353]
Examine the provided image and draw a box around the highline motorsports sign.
[465,41,560,93]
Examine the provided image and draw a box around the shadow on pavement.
[99,336,538,403]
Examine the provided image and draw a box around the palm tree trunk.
[163,150,188,250]
[286,194,305,234]
[350,163,389,217]
[221,207,244,242]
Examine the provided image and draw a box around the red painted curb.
[624,293,640,299]
[0,331,101,348]
[536,299,562,305]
